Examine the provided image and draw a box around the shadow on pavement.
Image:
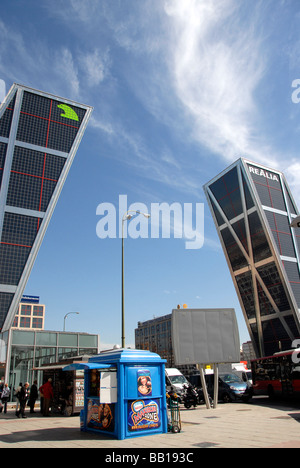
[251,396,300,412]
[0,426,111,444]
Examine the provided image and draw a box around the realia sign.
[248,165,279,182]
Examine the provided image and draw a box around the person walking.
[0,380,3,413]
[28,380,38,413]
[39,378,54,416]
[14,382,22,415]
[0,383,11,414]
[16,382,30,418]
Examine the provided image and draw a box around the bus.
[251,349,300,399]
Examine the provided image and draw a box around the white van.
[165,368,190,398]
[231,363,253,385]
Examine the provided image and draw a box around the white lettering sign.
[248,166,279,182]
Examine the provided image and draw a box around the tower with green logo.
[0,84,92,331]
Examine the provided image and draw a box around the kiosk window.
[89,369,100,397]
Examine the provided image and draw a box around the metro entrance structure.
[204,158,300,357]
[0,84,92,332]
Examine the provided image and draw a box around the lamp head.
[290,215,300,228]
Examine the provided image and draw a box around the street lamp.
[122,210,150,348]
[290,215,300,229]
[63,312,80,332]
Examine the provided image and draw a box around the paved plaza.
[0,397,300,449]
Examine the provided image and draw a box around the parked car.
[233,369,253,386]
[189,372,253,403]
[217,373,253,403]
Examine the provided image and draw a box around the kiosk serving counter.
[63,348,168,440]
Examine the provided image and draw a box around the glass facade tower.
[204,158,300,357]
[0,84,92,332]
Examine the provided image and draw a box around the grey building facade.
[135,314,174,367]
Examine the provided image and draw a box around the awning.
[33,364,67,371]
[63,363,116,371]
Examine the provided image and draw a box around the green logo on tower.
[57,104,79,121]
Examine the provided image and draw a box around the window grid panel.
[210,167,243,221]
[1,212,41,246]
[0,243,31,285]
[7,172,43,211]
[32,317,43,328]
[20,316,31,328]
[33,305,44,316]
[7,146,66,213]
[257,263,290,313]
[0,292,14,326]
[20,304,32,315]
[251,175,286,212]
[17,92,86,153]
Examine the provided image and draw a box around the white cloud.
[79,49,111,87]
[90,116,115,135]
[95,0,288,196]
[55,48,80,98]
[284,160,300,205]
[22,0,298,207]
[164,0,274,165]
[44,0,100,26]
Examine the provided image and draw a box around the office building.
[135,310,201,374]
[204,158,300,357]
[0,327,99,390]
[135,314,174,367]
[12,295,45,330]
[241,340,256,365]
[0,84,92,332]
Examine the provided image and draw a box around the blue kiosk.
[63,348,168,440]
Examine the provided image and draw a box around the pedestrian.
[15,382,22,415]
[0,380,3,414]
[16,382,30,418]
[39,378,54,416]
[28,380,38,413]
[0,383,11,414]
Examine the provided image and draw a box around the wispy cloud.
[163,0,275,165]
[54,47,80,98]
[85,0,290,194]
[2,1,298,206]
[79,49,111,87]
[0,19,79,99]
[284,160,300,204]
[89,116,115,135]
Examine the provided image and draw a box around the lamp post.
[63,312,80,332]
[122,210,150,348]
[290,215,300,229]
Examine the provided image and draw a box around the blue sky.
[1,0,300,350]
